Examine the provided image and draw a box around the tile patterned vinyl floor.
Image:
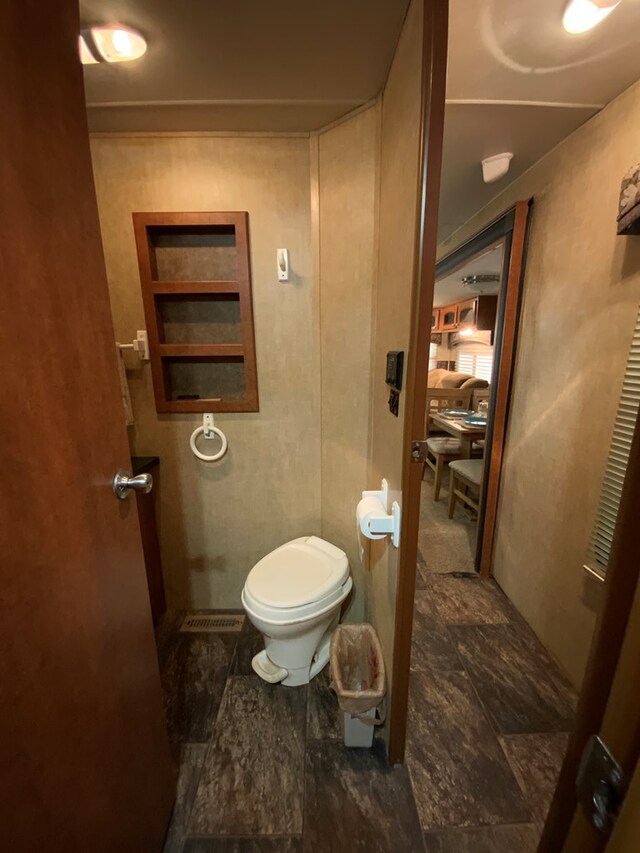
[157,573,576,851]
[407,570,576,849]
[157,613,423,853]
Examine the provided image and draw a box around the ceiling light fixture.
[461,274,501,293]
[79,26,147,64]
[562,0,621,34]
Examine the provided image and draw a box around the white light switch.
[277,248,289,282]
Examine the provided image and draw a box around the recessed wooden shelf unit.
[133,212,259,413]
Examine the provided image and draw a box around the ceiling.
[81,0,640,240]
[434,244,505,308]
[80,0,410,132]
[441,0,640,241]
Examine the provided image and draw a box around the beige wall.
[91,124,381,618]
[439,79,640,687]
[315,105,380,621]
[368,0,423,691]
[90,135,322,609]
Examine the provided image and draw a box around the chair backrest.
[471,387,491,412]
[425,387,472,436]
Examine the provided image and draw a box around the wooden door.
[538,411,640,850]
[388,0,449,763]
[0,2,174,851]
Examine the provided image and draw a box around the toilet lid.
[246,536,349,609]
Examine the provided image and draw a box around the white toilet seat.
[246,535,349,609]
[243,535,351,625]
[242,576,353,626]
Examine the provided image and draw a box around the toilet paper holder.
[359,478,401,548]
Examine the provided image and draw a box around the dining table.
[430,412,487,458]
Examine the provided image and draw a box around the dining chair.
[448,458,484,518]
[424,436,464,501]
[471,387,491,412]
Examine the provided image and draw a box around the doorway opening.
[419,204,529,576]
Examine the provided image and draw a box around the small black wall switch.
[386,350,404,391]
[386,350,404,416]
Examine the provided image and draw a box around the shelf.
[133,211,258,414]
[162,354,253,410]
[150,280,244,294]
[158,344,244,358]
[147,222,238,282]
[155,292,242,347]
[155,395,259,415]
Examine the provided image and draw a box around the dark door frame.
[387,0,449,765]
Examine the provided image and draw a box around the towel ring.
[190,414,228,462]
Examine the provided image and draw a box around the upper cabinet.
[440,304,459,332]
[457,298,478,329]
[432,295,497,334]
[133,211,259,414]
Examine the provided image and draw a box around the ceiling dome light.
[563,0,621,34]
[79,26,147,64]
[78,35,99,64]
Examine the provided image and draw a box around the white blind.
[587,305,640,576]
[456,351,494,383]
[475,354,494,383]
[457,353,474,375]
[429,342,438,372]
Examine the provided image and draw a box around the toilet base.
[251,650,288,684]
[251,618,336,687]
[279,634,331,687]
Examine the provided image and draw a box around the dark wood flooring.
[407,568,577,848]
[157,572,576,852]
[157,615,423,853]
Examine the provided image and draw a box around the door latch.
[576,735,625,833]
[411,441,429,462]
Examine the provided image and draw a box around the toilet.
[241,535,352,687]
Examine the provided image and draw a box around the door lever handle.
[112,469,153,500]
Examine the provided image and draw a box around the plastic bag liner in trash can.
[330,623,386,747]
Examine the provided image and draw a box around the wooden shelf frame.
[133,211,259,414]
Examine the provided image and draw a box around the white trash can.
[330,623,386,748]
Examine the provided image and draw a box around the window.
[428,342,438,372]
[457,353,474,375]
[475,355,494,383]
[456,351,494,382]
[586,305,640,577]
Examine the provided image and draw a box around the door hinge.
[411,440,429,462]
[576,735,625,833]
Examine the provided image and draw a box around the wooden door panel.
[0,2,174,850]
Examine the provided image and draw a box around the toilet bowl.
[241,535,352,687]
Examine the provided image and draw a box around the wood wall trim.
[388,0,449,766]
[90,131,311,139]
[479,199,530,575]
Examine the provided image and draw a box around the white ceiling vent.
[481,153,514,184]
